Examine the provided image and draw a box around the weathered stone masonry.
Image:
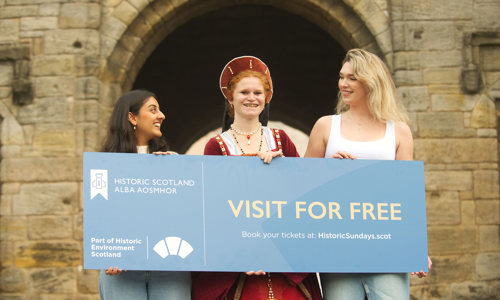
[0,0,499,299]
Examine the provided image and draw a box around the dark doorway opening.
[134,4,344,153]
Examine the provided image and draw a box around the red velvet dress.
[192,128,321,300]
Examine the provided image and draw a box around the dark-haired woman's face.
[129,97,165,146]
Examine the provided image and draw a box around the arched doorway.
[132,5,344,153]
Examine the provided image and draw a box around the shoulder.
[271,129,299,157]
[394,121,412,140]
[204,136,223,155]
[314,115,333,129]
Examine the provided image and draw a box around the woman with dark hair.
[98,89,191,299]
[192,56,321,300]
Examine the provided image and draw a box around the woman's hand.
[259,150,284,164]
[153,151,178,155]
[332,151,356,159]
[246,270,266,276]
[104,267,124,276]
[411,256,432,278]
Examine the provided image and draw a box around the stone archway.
[100,0,389,152]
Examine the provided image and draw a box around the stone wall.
[0,0,499,299]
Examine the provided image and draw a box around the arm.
[278,129,300,157]
[395,121,413,161]
[396,122,432,276]
[304,116,331,158]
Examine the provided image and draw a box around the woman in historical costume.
[305,48,431,299]
[192,56,321,300]
[98,89,191,300]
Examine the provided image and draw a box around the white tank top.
[324,114,396,160]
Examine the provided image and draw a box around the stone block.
[422,254,474,284]
[1,115,26,145]
[0,19,19,43]
[414,138,497,163]
[394,70,423,85]
[471,94,496,128]
[410,284,450,299]
[426,191,460,225]
[17,97,72,124]
[419,50,462,68]
[397,86,429,111]
[417,112,475,138]
[39,3,59,16]
[75,100,99,122]
[44,30,99,55]
[405,22,455,50]
[402,0,473,20]
[0,195,12,216]
[74,212,83,240]
[479,225,500,251]
[75,77,100,100]
[474,2,500,30]
[0,216,26,240]
[12,182,77,215]
[476,252,500,280]
[461,200,475,225]
[100,17,127,43]
[129,0,151,10]
[425,171,472,191]
[77,269,99,293]
[451,281,500,300]
[0,62,13,86]
[34,76,75,97]
[32,55,74,76]
[113,1,139,24]
[0,267,27,293]
[28,216,73,239]
[428,227,477,254]
[0,241,15,267]
[431,94,469,112]
[30,267,77,293]
[423,68,461,85]
[60,3,100,29]
[476,200,500,224]
[20,17,57,31]
[32,124,76,156]
[15,242,80,268]
[0,157,83,182]
[1,182,20,195]
[477,129,497,137]
[0,5,38,18]
[473,170,500,199]
[75,55,103,77]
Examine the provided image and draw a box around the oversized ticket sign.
[84,152,428,272]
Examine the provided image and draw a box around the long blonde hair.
[336,48,409,123]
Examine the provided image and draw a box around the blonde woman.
[305,48,431,299]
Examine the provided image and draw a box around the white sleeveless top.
[324,114,396,160]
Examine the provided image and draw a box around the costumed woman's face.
[230,76,266,120]
[339,61,368,106]
[129,97,165,146]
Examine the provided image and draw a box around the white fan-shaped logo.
[153,236,193,259]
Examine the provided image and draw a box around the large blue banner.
[84,152,428,272]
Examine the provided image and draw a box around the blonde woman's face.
[338,61,368,106]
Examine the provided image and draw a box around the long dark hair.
[101,89,168,153]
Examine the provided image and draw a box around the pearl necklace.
[230,123,262,145]
[232,127,263,155]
